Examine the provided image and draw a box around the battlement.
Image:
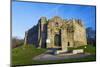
[39,16,84,27]
[74,19,84,27]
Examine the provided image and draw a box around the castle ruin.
[24,16,87,50]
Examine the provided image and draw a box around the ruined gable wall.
[73,20,87,47]
[66,20,74,47]
[46,16,63,48]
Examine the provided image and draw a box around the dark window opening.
[68,42,70,46]
[55,22,59,27]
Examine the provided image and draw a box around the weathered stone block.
[73,49,84,54]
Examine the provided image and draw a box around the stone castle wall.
[24,16,87,48]
[73,19,87,47]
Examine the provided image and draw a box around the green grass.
[12,45,46,66]
[12,45,96,66]
[68,45,96,54]
[31,45,96,65]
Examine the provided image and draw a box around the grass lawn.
[12,45,46,66]
[12,45,96,66]
[68,45,96,54]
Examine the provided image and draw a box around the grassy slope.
[31,45,96,65]
[68,45,96,54]
[12,45,46,66]
[12,45,96,66]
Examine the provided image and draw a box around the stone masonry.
[24,16,87,49]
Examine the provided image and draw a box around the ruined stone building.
[24,16,87,49]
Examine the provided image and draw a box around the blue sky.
[12,1,96,39]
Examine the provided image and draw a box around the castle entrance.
[54,34,61,47]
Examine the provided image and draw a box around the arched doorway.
[54,34,61,47]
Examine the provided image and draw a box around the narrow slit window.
[68,42,70,46]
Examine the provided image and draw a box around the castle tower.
[38,17,47,48]
[46,16,63,48]
[72,19,87,47]
[24,31,28,45]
